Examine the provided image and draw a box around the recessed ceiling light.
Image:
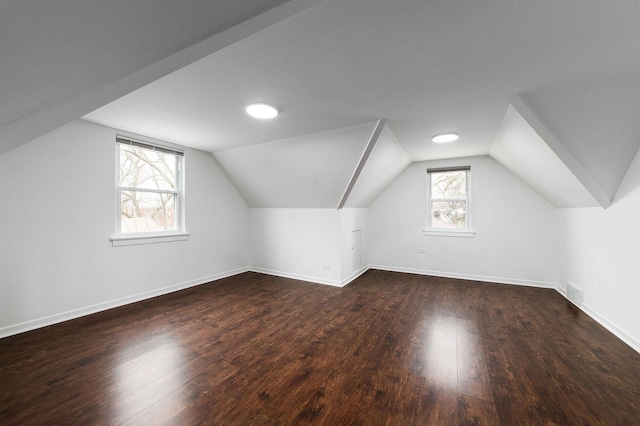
[432,133,459,143]
[246,103,278,119]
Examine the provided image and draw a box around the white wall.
[4,119,638,355]
[248,208,369,286]
[249,208,342,285]
[368,155,558,286]
[0,120,249,337]
[557,148,640,351]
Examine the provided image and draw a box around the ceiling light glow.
[246,103,278,119]
[432,133,459,143]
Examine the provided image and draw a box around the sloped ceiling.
[491,105,598,208]
[0,0,324,156]
[345,124,410,208]
[4,0,640,209]
[522,75,640,203]
[213,122,378,208]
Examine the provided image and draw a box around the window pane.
[431,201,466,228]
[431,171,466,199]
[119,145,176,190]
[121,191,176,233]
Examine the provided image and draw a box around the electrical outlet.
[418,248,426,254]
[322,264,331,270]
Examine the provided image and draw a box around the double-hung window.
[426,166,474,236]
[113,136,186,245]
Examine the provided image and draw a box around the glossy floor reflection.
[1,270,640,424]
[103,336,189,424]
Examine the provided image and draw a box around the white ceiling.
[4,0,640,209]
[0,0,323,155]
[491,105,598,208]
[213,122,375,208]
[83,0,640,158]
[523,75,640,202]
[345,124,411,208]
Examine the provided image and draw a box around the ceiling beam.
[337,119,386,209]
[509,95,611,209]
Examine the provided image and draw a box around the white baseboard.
[371,266,640,355]
[6,263,638,356]
[582,304,640,353]
[341,266,369,287]
[0,267,249,339]
[249,265,369,288]
[555,284,567,297]
[369,264,556,288]
[555,285,640,354]
[249,267,343,287]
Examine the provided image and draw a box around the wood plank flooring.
[1,270,640,425]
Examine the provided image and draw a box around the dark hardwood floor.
[1,270,640,425]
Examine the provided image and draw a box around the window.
[113,136,186,245]
[426,167,473,236]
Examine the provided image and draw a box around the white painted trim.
[337,119,386,209]
[0,267,249,339]
[341,266,369,287]
[555,284,568,297]
[427,167,473,231]
[369,264,556,288]
[249,267,343,287]
[6,262,638,358]
[581,304,640,354]
[423,230,476,238]
[111,233,190,246]
[114,138,186,240]
[555,285,640,354]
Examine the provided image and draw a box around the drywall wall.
[368,155,557,286]
[249,208,342,285]
[0,120,249,337]
[249,207,368,286]
[556,147,640,351]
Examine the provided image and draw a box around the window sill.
[111,233,189,247]
[423,230,476,238]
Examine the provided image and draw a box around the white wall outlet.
[418,248,426,254]
[322,264,331,270]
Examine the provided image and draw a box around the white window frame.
[424,166,475,238]
[111,136,188,246]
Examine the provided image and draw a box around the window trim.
[111,136,187,246]
[425,166,475,237]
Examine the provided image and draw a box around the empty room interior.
[2,0,640,424]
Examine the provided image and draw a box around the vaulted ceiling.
[0,0,324,155]
[3,0,640,209]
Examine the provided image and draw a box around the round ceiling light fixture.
[246,103,278,119]
[432,133,459,143]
